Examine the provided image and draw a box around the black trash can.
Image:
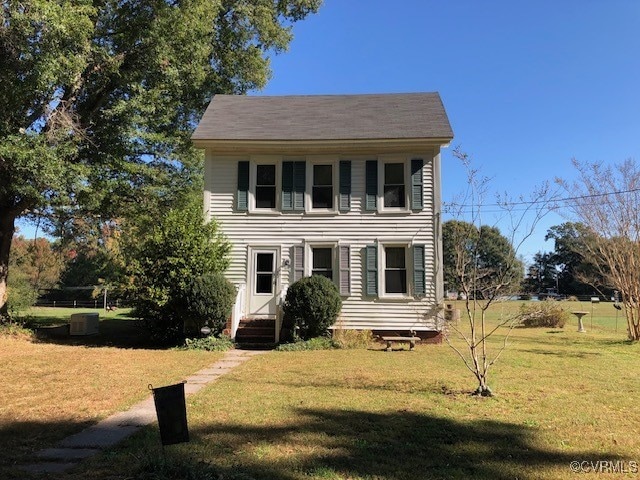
[150,382,189,445]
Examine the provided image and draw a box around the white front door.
[248,247,279,318]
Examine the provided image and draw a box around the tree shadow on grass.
[27,315,166,349]
[176,408,619,480]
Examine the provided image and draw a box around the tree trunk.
[0,212,16,319]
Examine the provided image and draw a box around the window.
[384,247,407,294]
[365,244,426,298]
[291,243,351,295]
[312,247,333,279]
[255,164,276,209]
[384,163,405,208]
[366,158,424,212]
[312,164,333,209]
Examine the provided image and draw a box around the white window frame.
[379,241,413,299]
[249,156,280,214]
[305,241,338,281]
[305,156,339,214]
[377,156,412,213]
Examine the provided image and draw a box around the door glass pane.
[255,253,274,294]
[256,274,273,294]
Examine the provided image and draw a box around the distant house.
[192,93,454,344]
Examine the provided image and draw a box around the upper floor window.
[365,158,425,212]
[312,164,334,209]
[383,163,406,208]
[255,164,276,209]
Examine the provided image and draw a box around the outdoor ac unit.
[69,313,100,336]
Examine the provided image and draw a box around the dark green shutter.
[237,161,249,211]
[293,161,305,211]
[411,159,424,210]
[282,161,305,211]
[338,245,351,295]
[339,160,351,212]
[365,160,378,211]
[292,245,304,282]
[365,244,378,296]
[413,244,426,297]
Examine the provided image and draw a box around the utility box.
[69,313,100,336]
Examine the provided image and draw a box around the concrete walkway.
[21,349,267,475]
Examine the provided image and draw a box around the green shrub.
[178,273,236,336]
[282,275,342,341]
[275,336,337,351]
[6,272,37,318]
[183,334,234,351]
[519,301,568,328]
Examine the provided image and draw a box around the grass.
[32,299,637,480]
[45,304,640,480]
[0,307,224,477]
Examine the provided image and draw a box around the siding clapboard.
[205,152,442,331]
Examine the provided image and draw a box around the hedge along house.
[192,93,454,344]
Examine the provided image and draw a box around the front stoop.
[235,318,276,347]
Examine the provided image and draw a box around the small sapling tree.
[444,148,557,396]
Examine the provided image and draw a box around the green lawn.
[1,308,223,478]
[44,300,639,480]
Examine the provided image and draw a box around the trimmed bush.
[519,301,568,328]
[178,273,236,336]
[282,275,342,341]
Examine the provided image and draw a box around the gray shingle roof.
[192,93,453,142]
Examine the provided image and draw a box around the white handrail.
[230,283,246,340]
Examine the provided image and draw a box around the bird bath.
[572,311,589,333]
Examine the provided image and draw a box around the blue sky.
[17,1,640,264]
[256,0,640,261]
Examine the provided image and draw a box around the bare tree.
[444,148,557,396]
[558,158,640,341]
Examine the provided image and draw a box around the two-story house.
[192,93,453,344]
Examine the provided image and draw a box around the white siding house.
[192,93,453,343]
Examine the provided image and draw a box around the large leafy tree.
[544,222,603,296]
[0,0,321,317]
[443,220,523,299]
